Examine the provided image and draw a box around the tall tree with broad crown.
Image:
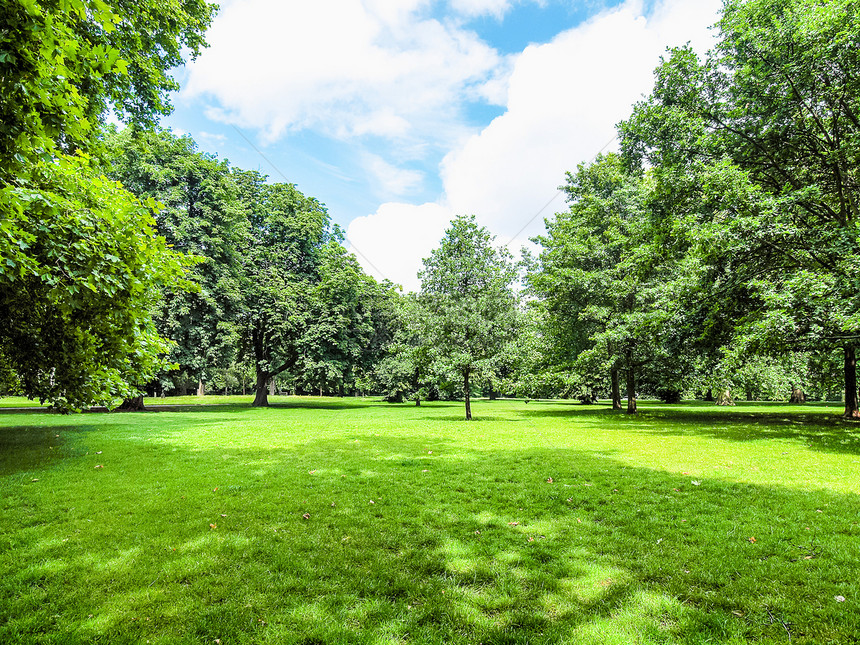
[233,171,330,407]
[103,127,247,397]
[621,0,860,416]
[419,215,518,420]
[530,154,679,413]
[0,0,215,409]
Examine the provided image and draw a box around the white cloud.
[198,131,228,147]
[449,0,513,18]
[187,0,721,292]
[184,0,505,150]
[348,0,722,290]
[441,0,722,243]
[364,153,425,197]
[346,202,452,292]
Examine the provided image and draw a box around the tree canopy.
[419,215,518,420]
[1,0,215,409]
[103,127,247,396]
[617,0,860,414]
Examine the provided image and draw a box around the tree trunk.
[464,369,472,420]
[118,395,145,411]
[844,346,859,418]
[789,383,806,404]
[252,368,269,407]
[197,378,205,397]
[611,367,622,410]
[415,396,421,406]
[626,367,637,414]
[715,389,735,406]
[270,378,276,397]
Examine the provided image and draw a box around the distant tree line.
[524,0,858,414]
[1,0,857,418]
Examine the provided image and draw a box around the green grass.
[0,394,274,408]
[1,398,858,644]
[0,396,48,408]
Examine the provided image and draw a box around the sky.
[165,0,723,292]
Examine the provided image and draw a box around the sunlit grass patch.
[0,398,858,644]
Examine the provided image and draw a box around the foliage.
[616,0,860,414]
[103,127,247,392]
[419,215,518,419]
[0,0,215,408]
[530,155,687,412]
[0,154,191,409]
[0,0,215,177]
[299,241,392,395]
[368,292,430,403]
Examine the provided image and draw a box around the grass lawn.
[1,398,858,644]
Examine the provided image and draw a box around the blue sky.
[165,0,721,291]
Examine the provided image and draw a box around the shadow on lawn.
[0,424,102,476]
[2,429,858,645]
[114,398,377,414]
[519,405,860,456]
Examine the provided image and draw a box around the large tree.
[1,0,215,160]
[233,172,330,407]
[0,0,215,409]
[621,0,860,415]
[419,215,518,420]
[0,156,191,410]
[529,154,681,413]
[299,241,395,397]
[103,127,247,396]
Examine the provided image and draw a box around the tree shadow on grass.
[0,424,103,477]
[120,399,376,413]
[1,430,858,644]
[520,405,860,456]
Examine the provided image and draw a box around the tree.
[530,155,681,413]
[299,241,383,397]
[715,0,860,416]
[103,127,247,396]
[0,0,215,409]
[0,155,191,409]
[620,0,860,415]
[1,0,215,173]
[419,215,518,420]
[372,293,433,404]
[233,172,331,407]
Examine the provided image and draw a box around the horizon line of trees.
[524,0,860,415]
[2,0,858,420]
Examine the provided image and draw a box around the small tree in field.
[419,216,517,420]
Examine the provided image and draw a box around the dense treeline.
[100,127,402,406]
[1,0,857,417]
[525,0,858,414]
[0,0,216,410]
